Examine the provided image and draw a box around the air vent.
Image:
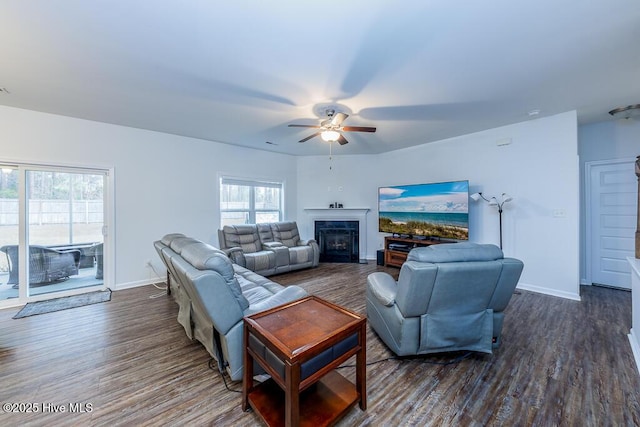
[0,87,10,94]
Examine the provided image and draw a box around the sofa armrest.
[221,246,242,255]
[222,247,246,267]
[297,239,316,246]
[189,269,246,335]
[367,272,398,307]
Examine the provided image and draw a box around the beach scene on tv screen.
[379,181,469,240]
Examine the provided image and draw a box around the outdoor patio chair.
[0,245,81,286]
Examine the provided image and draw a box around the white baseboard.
[516,282,581,301]
[113,276,163,291]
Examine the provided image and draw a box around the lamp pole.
[498,205,504,249]
[472,192,512,250]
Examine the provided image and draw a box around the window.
[220,177,283,226]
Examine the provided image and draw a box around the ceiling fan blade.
[299,132,320,143]
[331,112,349,126]
[341,126,377,133]
[337,134,349,145]
[288,124,322,129]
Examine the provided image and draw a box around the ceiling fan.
[288,109,376,145]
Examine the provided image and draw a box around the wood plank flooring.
[1,262,639,426]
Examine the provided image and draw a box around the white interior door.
[588,159,637,289]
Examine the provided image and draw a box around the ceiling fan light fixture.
[608,104,640,120]
[321,130,340,142]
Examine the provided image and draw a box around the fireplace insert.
[315,220,359,263]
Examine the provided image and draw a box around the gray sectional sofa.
[217,221,319,276]
[154,233,308,381]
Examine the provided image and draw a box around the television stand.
[383,236,442,268]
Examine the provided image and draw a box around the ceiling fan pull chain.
[329,140,333,170]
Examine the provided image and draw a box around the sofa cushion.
[270,221,301,248]
[257,223,274,244]
[233,265,283,294]
[222,225,262,253]
[236,274,277,305]
[161,233,186,246]
[180,242,249,311]
[169,236,202,255]
[244,251,276,273]
[407,242,504,264]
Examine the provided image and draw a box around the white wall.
[1,104,584,300]
[0,105,297,290]
[295,153,382,254]
[297,111,581,299]
[579,119,640,162]
[578,118,640,284]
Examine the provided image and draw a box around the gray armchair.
[86,243,104,279]
[366,242,523,355]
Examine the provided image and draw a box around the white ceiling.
[1,1,639,156]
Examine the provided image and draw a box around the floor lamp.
[470,192,513,249]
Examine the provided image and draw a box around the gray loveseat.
[154,233,308,381]
[217,221,319,276]
[366,242,524,356]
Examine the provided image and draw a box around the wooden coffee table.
[242,296,366,427]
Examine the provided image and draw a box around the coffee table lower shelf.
[247,370,359,427]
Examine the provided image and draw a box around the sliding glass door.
[0,167,19,299]
[0,164,108,303]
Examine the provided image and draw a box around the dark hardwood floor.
[1,262,639,426]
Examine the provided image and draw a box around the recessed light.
[528,109,540,117]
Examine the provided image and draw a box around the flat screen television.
[378,180,469,240]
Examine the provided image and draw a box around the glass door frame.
[0,161,114,309]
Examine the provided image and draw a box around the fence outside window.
[0,199,104,225]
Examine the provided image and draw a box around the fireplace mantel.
[304,208,370,213]
[304,208,370,262]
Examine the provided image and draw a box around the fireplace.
[304,208,369,262]
[315,220,359,263]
